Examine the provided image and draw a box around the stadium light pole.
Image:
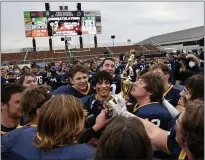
[127,39,131,46]
[45,3,53,51]
[111,35,115,47]
[94,34,98,48]
[77,3,83,49]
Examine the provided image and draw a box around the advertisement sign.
[31,17,47,29]
[84,10,100,17]
[32,29,48,37]
[24,11,48,37]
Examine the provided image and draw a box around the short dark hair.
[182,100,204,159]
[31,64,39,69]
[92,71,113,86]
[99,58,115,68]
[150,63,170,75]
[140,72,164,102]
[95,116,153,160]
[20,85,52,122]
[69,65,88,79]
[1,83,25,104]
[185,75,204,100]
[22,66,30,72]
[19,72,36,85]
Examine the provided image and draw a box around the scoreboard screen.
[82,10,102,34]
[24,10,101,37]
[48,11,82,36]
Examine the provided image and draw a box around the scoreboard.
[82,10,102,35]
[24,10,102,37]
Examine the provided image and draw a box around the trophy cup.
[121,78,133,102]
[120,49,136,112]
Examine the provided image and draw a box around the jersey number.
[36,76,43,84]
[145,118,160,127]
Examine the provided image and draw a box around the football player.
[31,64,47,85]
[1,95,95,159]
[130,72,172,131]
[19,73,37,88]
[1,83,25,135]
[150,63,183,111]
[81,71,113,119]
[53,65,95,98]
[100,58,121,94]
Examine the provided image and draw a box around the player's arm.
[136,116,170,154]
[176,97,185,113]
[109,95,170,154]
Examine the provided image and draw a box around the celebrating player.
[130,72,172,130]
[53,65,95,98]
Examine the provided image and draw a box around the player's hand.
[108,94,127,115]
[93,110,110,131]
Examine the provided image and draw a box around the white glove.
[135,69,140,73]
[108,94,136,118]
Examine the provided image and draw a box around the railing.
[1,42,139,54]
[23,50,29,62]
[1,50,163,66]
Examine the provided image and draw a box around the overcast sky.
[1,2,204,51]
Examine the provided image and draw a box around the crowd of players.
[1,48,204,160]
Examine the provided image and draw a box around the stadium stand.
[137,26,204,50]
[1,44,160,64]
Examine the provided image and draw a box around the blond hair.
[33,95,85,151]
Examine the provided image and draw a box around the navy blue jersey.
[116,63,126,74]
[61,72,69,85]
[111,74,121,94]
[166,125,187,160]
[2,127,96,160]
[129,63,140,82]
[163,85,183,107]
[136,61,148,71]
[164,59,175,84]
[34,71,47,85]
[1,76,8,84]
[88,71,96,82]
[153,114,184,159]
[53,83,95,98]
[47,73,63,90]
[133,102,172,130]
[81,95,113,130]
[81,95,101,118]
[1,124,22,136]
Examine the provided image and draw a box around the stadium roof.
[137,26,204,45]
